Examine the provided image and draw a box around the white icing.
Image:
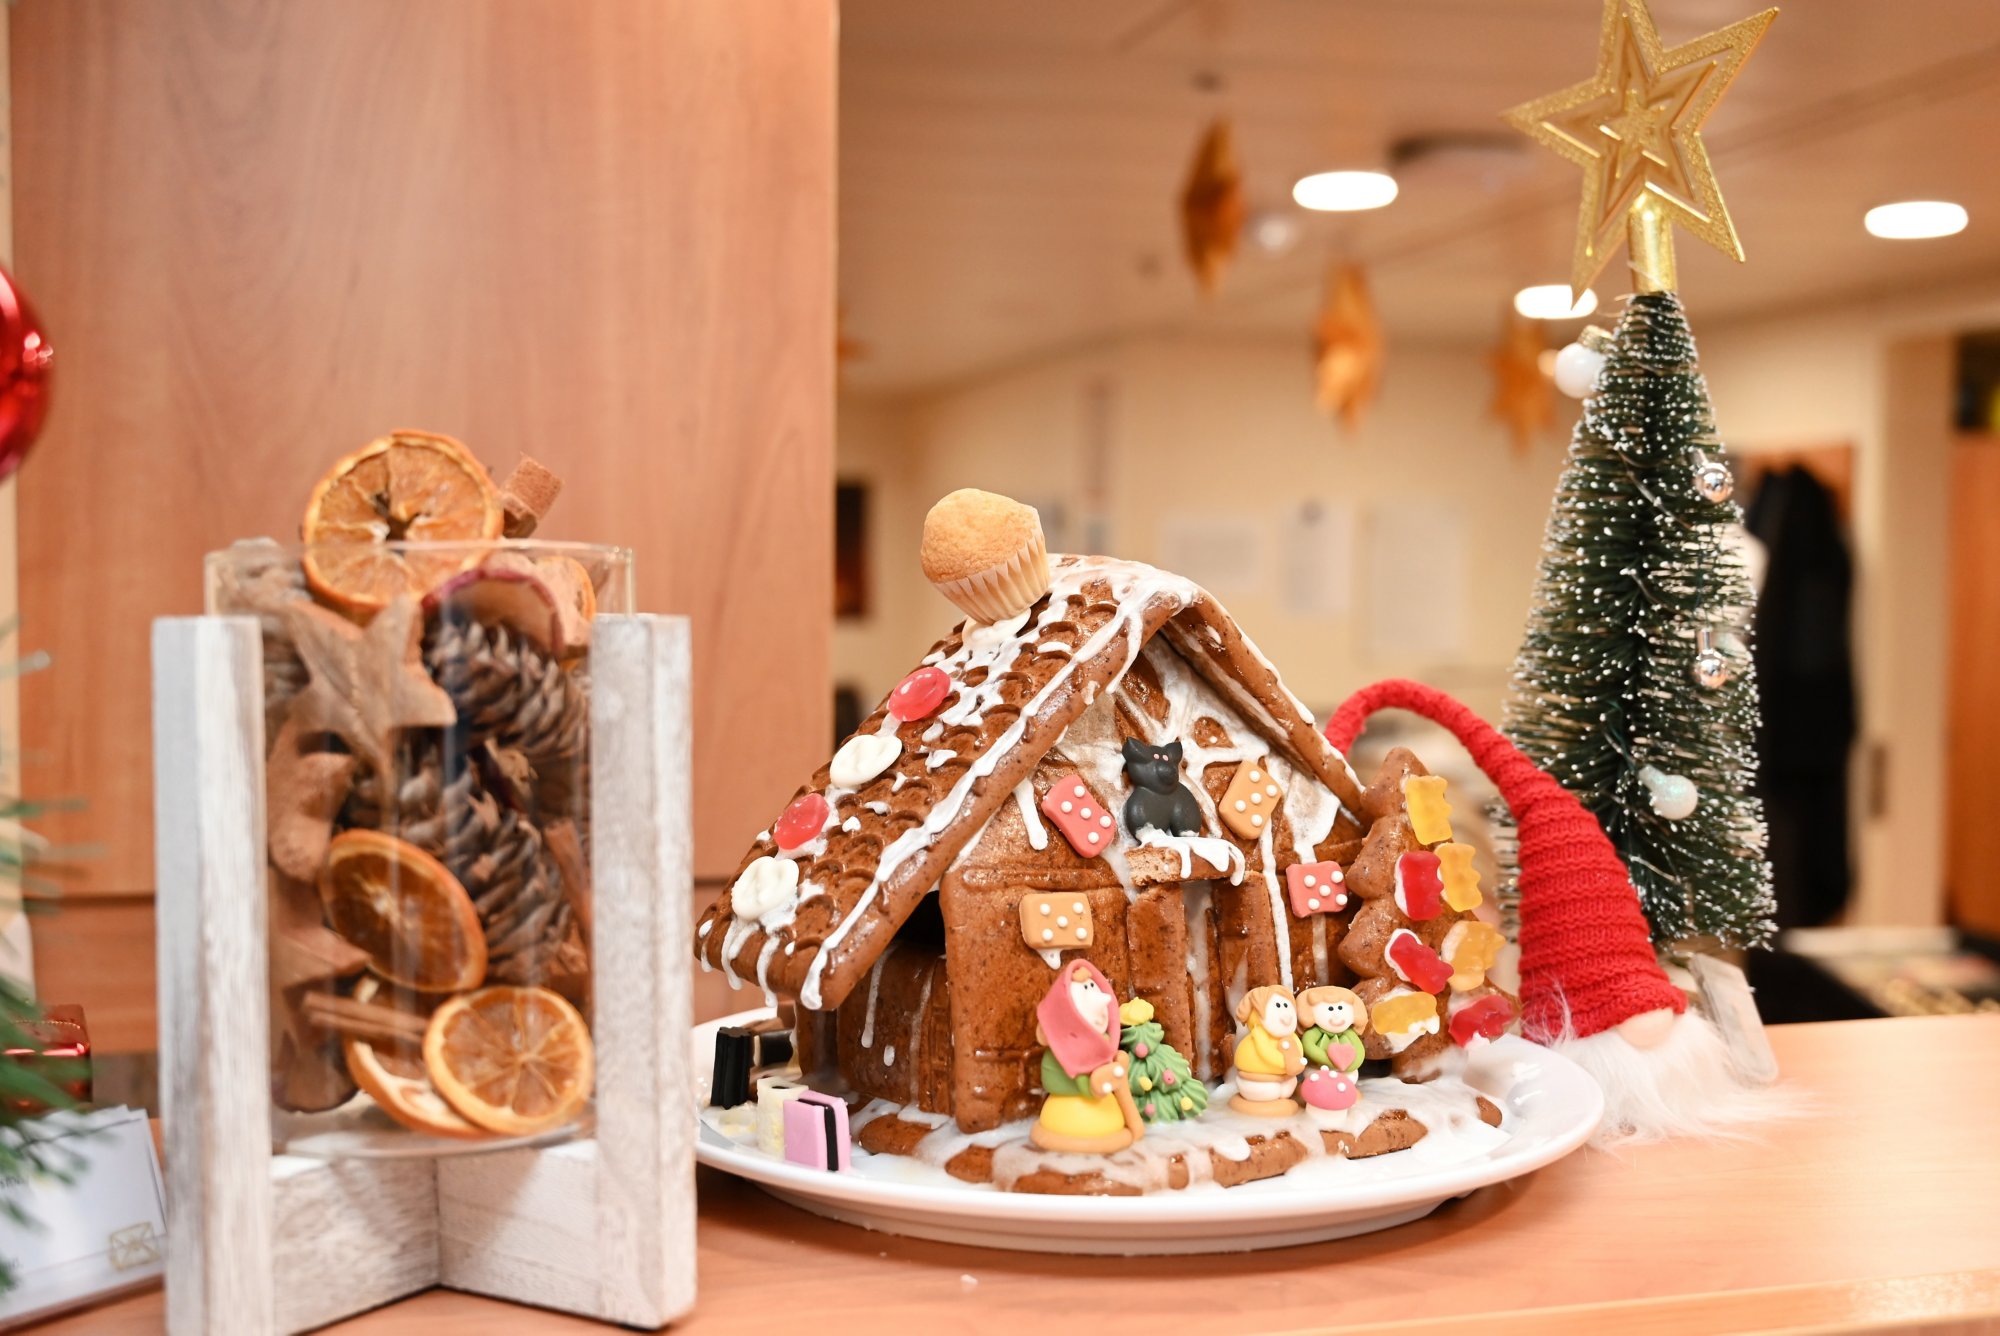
[865,801,890,815]
[1035,640,1072,656]
[858,948,892,1050]
[921,721,944,744]
[1013,779,1049,851]
[1183,881,1215,1080]
[697,919,712,939]
[883,1045,897,1068]
[1310,914,1329,986]
[1138,827,1247,885]
[754,935,783,1005]
[926,750,957,771]
[1036,947,1064,969]
[842,816,862,834]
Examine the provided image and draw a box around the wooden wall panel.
[10,0,834,922]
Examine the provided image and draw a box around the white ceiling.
[839,0,2000,394]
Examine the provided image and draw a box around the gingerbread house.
[697,554,1509,1135]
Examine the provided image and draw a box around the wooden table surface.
[28,1014,2000,1335]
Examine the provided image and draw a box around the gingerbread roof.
[697,554,1368,1011]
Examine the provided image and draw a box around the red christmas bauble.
[0,266,52,484]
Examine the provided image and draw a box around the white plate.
[693,1009,1603,1255]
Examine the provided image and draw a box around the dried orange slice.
[320,830,487,993]
[424,986,594,1136]
[301,430,503,616]
[342,977,484,1139]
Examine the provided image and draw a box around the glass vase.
[205,538,634,1156]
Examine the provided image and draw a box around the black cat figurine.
[1121,737,1204,837]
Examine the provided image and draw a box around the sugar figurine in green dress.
[1298,985,1368,1074]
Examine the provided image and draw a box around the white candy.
[829,732,901,787]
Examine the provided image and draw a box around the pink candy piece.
[1394,850,1445,921]
[1300,1067,1359,1112]
[773,794,831,851]
[1386,928,1455,994]
[1040,773,1115,859]
[1285,861,1348,917]
[783,1091,852,1171]
[889,666,951,722]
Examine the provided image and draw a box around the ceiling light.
[1514,285,1597,320]
[1292,171,1398,213]
[1864,201,1967,240]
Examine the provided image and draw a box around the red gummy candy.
[889,666,951,722]
[773,793,831,851]
[1450,994,1515,1047]
[1386,929,1454,994]
[1394,850,1444,921]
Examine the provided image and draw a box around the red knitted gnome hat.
[1323,679,1685,1043]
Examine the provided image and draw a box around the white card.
[0,1106,168,1325]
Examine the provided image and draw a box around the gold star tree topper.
[1504,0,1776,300]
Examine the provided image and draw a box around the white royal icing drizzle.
[1138,828,1247,884]
[1183,880,1216,1080]
[1012,779,1049,852]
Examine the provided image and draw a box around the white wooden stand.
[152,614,696,1334]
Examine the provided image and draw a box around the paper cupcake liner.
[932,530,1050,624]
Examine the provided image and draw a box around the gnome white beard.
[1549,1008,1804,1147]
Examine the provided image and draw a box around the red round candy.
[889,666,951,722]
[773,793,831,851]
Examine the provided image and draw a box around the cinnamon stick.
[300,992,429,1048]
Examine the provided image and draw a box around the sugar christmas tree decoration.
[1117,998,1207,1123]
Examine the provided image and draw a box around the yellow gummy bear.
[1436,842,1483,912]
[1402,775,1453,845]
[1443,920,1505,991]
[1371,991,1440,1038]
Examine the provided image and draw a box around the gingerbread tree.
[1337,749,1512,1077]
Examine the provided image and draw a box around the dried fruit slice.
[301,430,503,616]
[342,977,484,1139]
[424,986,594,1136]
[320,829,487,992]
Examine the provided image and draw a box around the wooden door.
[1948,436,2000,936]
[11,0,834,1047]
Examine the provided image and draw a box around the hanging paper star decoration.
[1503,0,1776,299]
[1313,263,1384,431]
[1488,309,1554,454]
[1179,118,1246,295]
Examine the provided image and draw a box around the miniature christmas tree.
[1118,999,1207,1123]
[1502,295,1775,949]
[1501,0,1779,952]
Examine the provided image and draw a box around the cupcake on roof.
[920,488,1051,623]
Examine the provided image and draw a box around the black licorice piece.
[710,1026,755,1107]
[756,1029,794,1069]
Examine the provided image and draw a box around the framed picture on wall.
[835,481,870,619]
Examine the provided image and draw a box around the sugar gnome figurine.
[1325,679,1788,1144]
[1229,985,1307,1116]
[1297,985,1368,1074]
[1030,961,1146,1153]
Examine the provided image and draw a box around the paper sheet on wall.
[1281,500,1353,618]
[1155,513,1266,597]
[1362,499,1466,659]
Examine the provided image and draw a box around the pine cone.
[423,620,589,811]
[344,744,574,982]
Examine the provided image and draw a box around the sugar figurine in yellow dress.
[1030,960,1145,1153]
[1229,984,1307,1116]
